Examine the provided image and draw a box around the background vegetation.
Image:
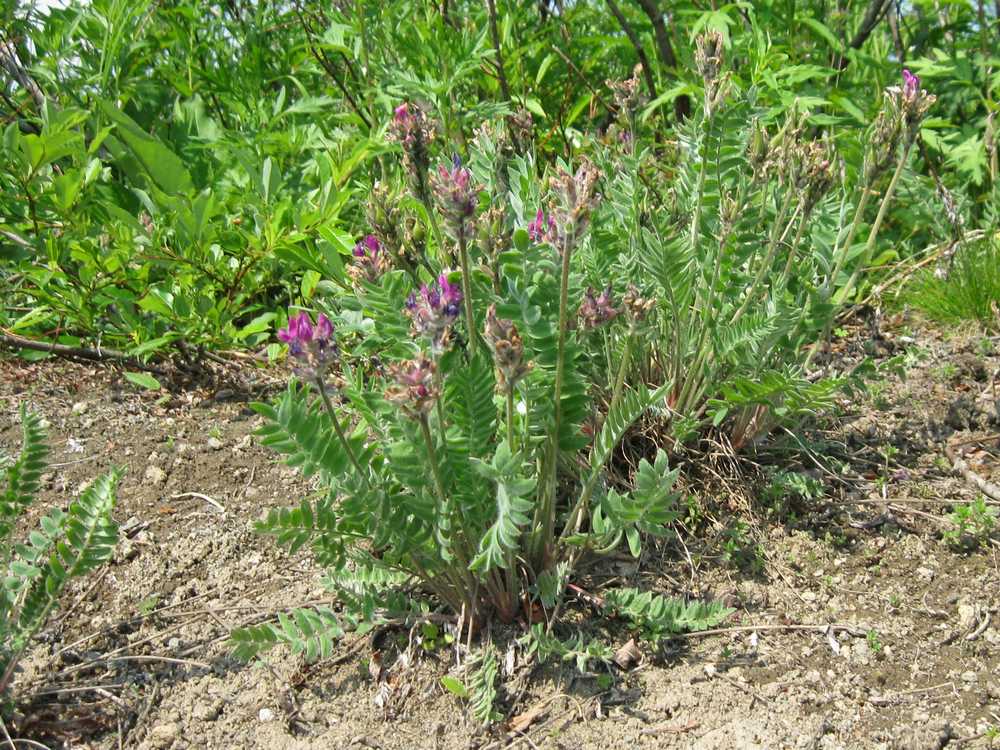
[2,0,998,366]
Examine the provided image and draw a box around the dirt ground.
[1,317,999,750]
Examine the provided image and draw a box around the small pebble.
[148,722,181,749]
[258,707,275,722]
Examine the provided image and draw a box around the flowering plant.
[234,42,929,665]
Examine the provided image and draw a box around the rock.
[148,722,181,749]
[892,720,953,750]
[957,601,977,631]
[118,539,139,562]
[144,465,166,485]
[71,401,88,415]
[192,700,221,721]
[207,436,223,451]
[258,707,276,722]
[961,671,977,683]
[915,566,935,582]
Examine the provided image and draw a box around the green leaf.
[440,676,469,698]
[123,372,162,391]
[98,100,194,195]
[800,17,845,53]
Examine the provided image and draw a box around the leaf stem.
[316,378,367,486]
[610,323,637,414]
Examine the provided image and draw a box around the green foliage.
[230,606,346,663]
[0,407,119,697]
[601,587,734,641]
[905,238,1000,330]
[225,18,942,673]
[466,646,502,725]
[944,496,998,550]
[4,0,992,364]
[520,623,615,674]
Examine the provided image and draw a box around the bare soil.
[1,318,998,750]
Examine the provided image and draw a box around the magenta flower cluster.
[527,209,557,244]
[902,69,919,100]
[405,273,463,352]
[349,234,391,283]
[277,312,337,378]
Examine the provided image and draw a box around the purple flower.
[902,69,919,99]
[394,102,412,126]
[404,272,464,353]
[349,234,392,283]
[527,209,557,244]
[277,311,337,378]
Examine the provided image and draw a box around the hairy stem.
[532,227,575,569]
[316,378,368,486]
[457,233,479,356]
[731,187,798,326]
[506,389,516,451]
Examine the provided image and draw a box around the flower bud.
[385,357,439,418]
[622,285,655,322]
[578,286,619,330]
[389,102,435,206]
[527,208,558,245]
[349,234,393,284]
[550,158,601,248]
[484,305,532,391]
[431,155,479,242]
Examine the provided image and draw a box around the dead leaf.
[613,638,641,670]
[825,625,840,655]
[508,702,547,733]
[368,650,383,682]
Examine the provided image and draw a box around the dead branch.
[945,442,1000,502]
[0,331,168,375]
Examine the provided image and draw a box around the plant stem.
[423,199,446,261]
[316,378,368,486]
[836,144,911,306]
[731,187,798,326]
[506,389,516,451]
[807,143,911,368]
[826,186,873,303]
[778,207,811,287]
[457,233,479,356]
[610,323,637,413]
[484,0,511,101]
[533,227,575,568]
[418,413,465,567]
